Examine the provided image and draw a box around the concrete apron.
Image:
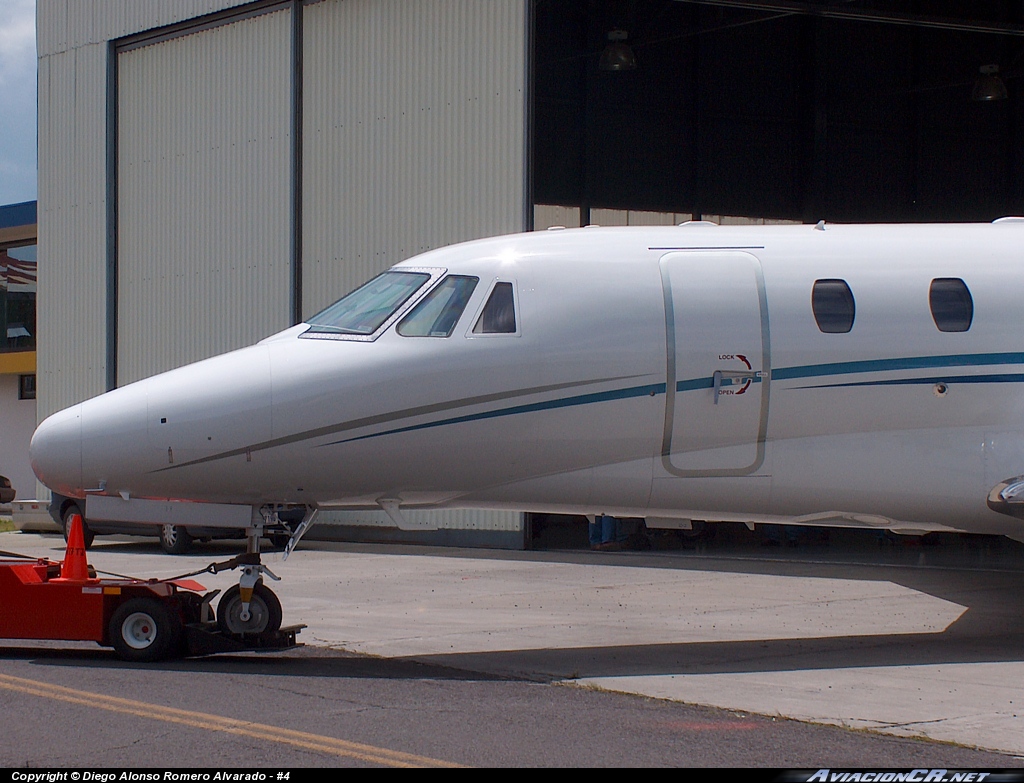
[2,532,1022,757]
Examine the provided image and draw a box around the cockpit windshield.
[305,271,431,335]
[397,275,479,337]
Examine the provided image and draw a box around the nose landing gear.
[200,530,284,636]
[211,505,317,636]
[216,524,282,634]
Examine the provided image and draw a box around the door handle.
[712,370,757,404]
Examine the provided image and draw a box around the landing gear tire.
[216,583,282,635]
[159,524,193,554]
[61,503,95,549]
[109,597,182,662]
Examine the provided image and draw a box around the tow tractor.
[0,514,302,661]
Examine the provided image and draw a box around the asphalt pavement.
[1,528,1022,762]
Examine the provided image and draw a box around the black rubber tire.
[108,597,182,662]
[159,524,193,554]
[61,503,95,549]
[216,583,283,635]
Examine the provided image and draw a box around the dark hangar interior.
[531,0,1024,223]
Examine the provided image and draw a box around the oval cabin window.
[811,279,855,334]
[929,278,973,332]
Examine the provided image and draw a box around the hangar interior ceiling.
[533,0,1024,223]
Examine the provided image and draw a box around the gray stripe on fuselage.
[151,375,648,473]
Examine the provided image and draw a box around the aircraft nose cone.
[30,403,84,497]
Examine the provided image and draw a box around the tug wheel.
[109,597,182,662]
[216,583,282,635]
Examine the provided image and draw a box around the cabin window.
[473,282,517,334]
[929,278,973,332]
[397,275,479,337]
[811,279,855,334]
[305,271,430,335]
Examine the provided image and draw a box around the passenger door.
[659,251,770,476]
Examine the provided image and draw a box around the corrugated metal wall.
[36,0,262,417]
[117,9,292,383]
[38,0,252,55]
[36,42,110,424]
[301,0,527,316]
[37,0,528,538]
[301,0,527,533]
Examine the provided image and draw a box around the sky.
[0,0,36,206]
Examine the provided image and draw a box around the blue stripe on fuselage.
[321,382,668,447]
[794,373,1024,390]
[774,351,1024,382]
[319,352,1024,447]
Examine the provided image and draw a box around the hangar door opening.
[532,0,1024,226]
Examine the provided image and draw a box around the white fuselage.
[30,222,1024,541]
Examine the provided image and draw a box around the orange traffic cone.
[59,513,91,581]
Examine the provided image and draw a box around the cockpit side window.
[305,271,430,335]
[473,282,517,334]
[397,275,479,337]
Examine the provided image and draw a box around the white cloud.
[0,0,36,203]
[0,0,36,82]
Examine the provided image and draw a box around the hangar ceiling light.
[972,64,1008,101]
[599,30,637,71]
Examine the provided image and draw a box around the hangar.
[36,0,1024,547]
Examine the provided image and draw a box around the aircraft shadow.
[394,536,1024,681]
[1,644,509,681]
[400,628,1024,683]
[7,620,1022,683]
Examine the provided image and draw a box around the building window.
[929,278,973,332]
[18,374,35,400]
[811,279,855,334]
[1,243,36,353]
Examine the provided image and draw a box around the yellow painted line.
[0,673,463,768]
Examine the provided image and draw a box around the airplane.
[28,219,1024,642]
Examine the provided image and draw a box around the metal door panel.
[660,251,771,476]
